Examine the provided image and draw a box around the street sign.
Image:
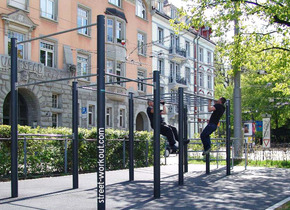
[262,118,271,148]
[81,107,87,114]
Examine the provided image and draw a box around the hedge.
[0,125,158,180]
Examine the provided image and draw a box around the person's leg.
[168,125,179,142]
[200,124,217,151]
[160,125,176,146]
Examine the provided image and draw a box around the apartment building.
[0,0,152,130]
[151,0,216,136]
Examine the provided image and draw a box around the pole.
[129,92,134,181]
[153,70,160,199]
[97,15,106,210]
[72,81,79,189]
[226,100,231,175]
[184,105,188,173]
[11,38,18,198]
[233,3,243,158]
[206,153,210,174]
[178,87,184,185]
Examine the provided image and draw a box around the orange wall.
[0,0,152,93]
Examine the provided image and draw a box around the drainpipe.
[193,32,201,134]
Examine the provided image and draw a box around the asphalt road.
[0,163,289,209]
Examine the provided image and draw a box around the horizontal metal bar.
[18,134,72,137]
[105,73,153,86]
[17,22,98,44]
[17,73,98,87]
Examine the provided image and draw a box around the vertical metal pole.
[97,15,106,210]
[178,88,184,185]
[11,38,18,198]
[206,153,210,174]
[72,81,78,188]
[65,138,68,174]
[123,140,126,168]
[184,105,188,173]
[129,92,134,181]
[146,140,149,167]
[24,137,27,177]
[226,100,231,175]
[153,70,160,199]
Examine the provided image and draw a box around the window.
[138,70,145,92]
[8,31,25,59]
[199,47,204,62]
[208,75,212,89]
[160,87,165,99]
[157,1,163,11]
[207,51,212,65]
[170,62,174,82]
[170,33,174,48]
[52,113,58,127]
[8,0,28,10]
[138,33,146,55]
[116,62,122,86]
[40,41,54,67]
[136,0,146,19]
[40,0,57,20]
[106,18,125,44]
[77,6,90,36]
[109,0,121,7]
[158,27,164,44]
[119,109,125,128]
[186,67,191,84]
[186,41,190,57]
[158,59,164,75]
[106,107,112,127]
[116,20,123,43]
[106,60,114,83]
[200,98,204,111]
[106,60,124,86]
[107,19,114,42]
[77,54,89,79]
[171,8,177,19]
[52,94,59,108]
[88,105,95,126]
[199,73,204,87]
[175,64,180,80]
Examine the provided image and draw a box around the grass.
[188,158,290,168]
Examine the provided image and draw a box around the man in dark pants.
[201,97,226,155]
[147,99,179,151]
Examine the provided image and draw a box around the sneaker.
[169,144,178,153]
[202,147,211,156]
[184,139,190,144]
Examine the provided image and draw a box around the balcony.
[169,47,187,63]
[106,84,127,102]
[168,76,187,90]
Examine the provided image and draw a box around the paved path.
[0,162,289,209]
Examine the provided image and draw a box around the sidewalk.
[0,161,289,209]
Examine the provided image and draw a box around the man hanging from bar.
[147,99,189,152]
[201,97,226,155]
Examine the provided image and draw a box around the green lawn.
[188,158,290,168]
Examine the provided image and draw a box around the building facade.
[0,0,152,130]
[151,0,216,137]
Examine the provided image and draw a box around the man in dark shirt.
[147,99,179,151]
[201,97,226,155]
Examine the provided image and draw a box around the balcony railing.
[170,76,187,85]
[169,47,186,58]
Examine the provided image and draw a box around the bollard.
[24,137,27,177]
[65,138,68,174]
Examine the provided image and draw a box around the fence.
[0,134,158,179]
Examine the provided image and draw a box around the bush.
[0,126,154,180]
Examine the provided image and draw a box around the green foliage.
[0,126,154,180]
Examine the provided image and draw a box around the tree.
[172,0,290,154]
